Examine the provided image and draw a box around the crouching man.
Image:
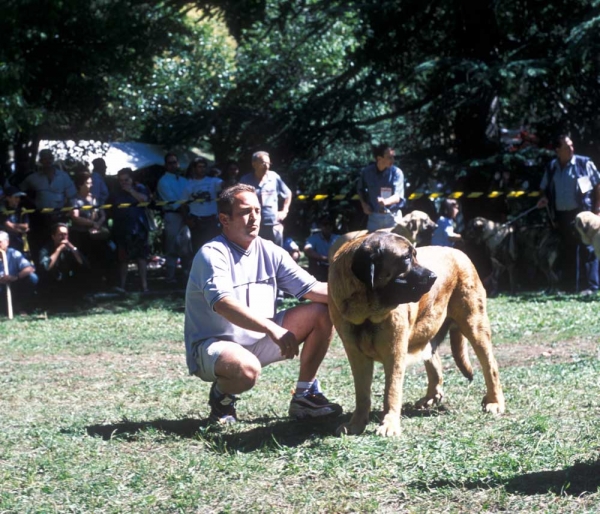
[184,184,342,423]
[0,230,38,313]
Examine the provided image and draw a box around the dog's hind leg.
[458,316,505,415]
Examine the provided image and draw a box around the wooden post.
[0,249,14,320]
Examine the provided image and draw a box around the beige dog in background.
[328,231,505,437]
[328,210,436,260]
[575,211,600,259]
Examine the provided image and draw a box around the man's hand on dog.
[269,325,300,359]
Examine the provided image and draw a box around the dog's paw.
[375,415,402,437]
[335,421,367,437]
[415,391,444,409]
[482,396,505,415]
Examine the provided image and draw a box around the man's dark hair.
[217,184,256,216]
[164,152,178,165]
[372,143,392,159]
[552,134,570,150]
[51,222,69,235]
[39,149,54,161]
[117,167,133,179]
[439,198,459,218]
[92,158,107,172]
[74,171,92,189]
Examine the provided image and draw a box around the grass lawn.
[1,292,599,513]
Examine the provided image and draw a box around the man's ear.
[218,213,229,228]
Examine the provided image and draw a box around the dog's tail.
[431,319,474,381]
[450,328,474,381]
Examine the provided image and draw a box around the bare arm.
[303,281,328,304]
[213,296,299,358]
[303,245,328,263]
[278,194,292,222]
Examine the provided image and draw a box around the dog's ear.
[351,242,378,288]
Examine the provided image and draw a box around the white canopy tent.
[38,140,207,174]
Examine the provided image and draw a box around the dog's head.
[396,210,437,246]
[574,211,597,245]
[350,232,437,305]
[463,217,494,244]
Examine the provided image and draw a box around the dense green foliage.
[3,0,600,190]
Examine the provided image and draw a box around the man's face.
[118,174,133,190]
[7,195,21,208]
[556,137,574,163]
[252,154,270,174]
[192,161,207,179]
[52,226,69,246]
[376,148,395,170]
[219,192,261,249]
[0,237,8,252]
[40,153,54,171]
[165,156,179,172]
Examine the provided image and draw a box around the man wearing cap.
[0,186,30,253]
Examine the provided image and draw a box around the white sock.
[295,380,314,396]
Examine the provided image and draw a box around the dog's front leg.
[377,342,407,437]
[336,338,374,436]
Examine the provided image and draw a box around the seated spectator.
[431,199,462,247]
[283,236,301,263]
[182,157,223,255]
[0,186,30,254]
[0,230,38,313]
[303,216,340,282]
[69,172,114,288]
[109,168,151,293]
[38,223,88,302]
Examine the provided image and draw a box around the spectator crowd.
[1,136,599,316]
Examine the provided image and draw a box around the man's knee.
[215,349,262,389]
[311,303,334,334]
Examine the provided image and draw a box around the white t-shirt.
[182,176,222,217]
[184,235,317,374]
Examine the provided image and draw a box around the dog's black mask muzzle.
[381,264,437,305]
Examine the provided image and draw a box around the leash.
[503,205,539,227]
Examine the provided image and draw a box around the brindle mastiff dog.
[329,232,505,437]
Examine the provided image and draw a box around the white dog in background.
[574,211,600,259]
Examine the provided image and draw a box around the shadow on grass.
[84,404,449,453]
[504,460,600,496]
[85,414,349,452]
[411,458,600,497]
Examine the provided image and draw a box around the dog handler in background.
[184,184,342,423]
[537,134,600,295]
[357,143,405,232]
